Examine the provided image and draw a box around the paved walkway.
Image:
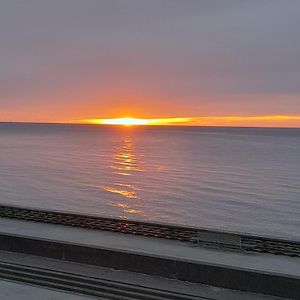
[0,279,93,300]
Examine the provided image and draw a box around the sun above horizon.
[101,117,150,126]
[83,117,195,126]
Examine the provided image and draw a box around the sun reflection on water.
[112,137,144,174]
[100,135,144,218]
[102,186,138,199]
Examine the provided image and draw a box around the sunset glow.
[2,2,300,128]
[73,115,300,127]
[100,118,150,126]
[84,117,194,126]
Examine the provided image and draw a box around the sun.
[100,118,150,126]
[80,117,195,126]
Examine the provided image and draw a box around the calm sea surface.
[1,123,300,240]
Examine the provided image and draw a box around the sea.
[0,123,299,240]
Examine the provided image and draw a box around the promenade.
[0,205,299,299]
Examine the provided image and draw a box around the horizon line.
[1,121,300,130]
[1,114,300,128]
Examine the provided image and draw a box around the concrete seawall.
[0,203,299,257]
[0,216,299,299]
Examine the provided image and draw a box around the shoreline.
[0,203,299,257]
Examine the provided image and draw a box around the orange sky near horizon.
[1,2,300,128]
[2,92,300,127]
[71,115,300,128]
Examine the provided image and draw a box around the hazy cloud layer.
[0,0,300,121]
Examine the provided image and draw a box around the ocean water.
[0,123,299,240]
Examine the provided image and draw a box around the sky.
[1,0,300,126]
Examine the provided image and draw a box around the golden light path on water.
[98,135,144,217]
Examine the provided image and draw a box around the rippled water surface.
[1,123,300,239]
